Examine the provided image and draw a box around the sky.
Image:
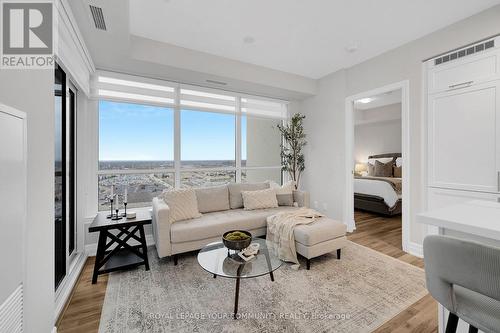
[99,100,247,161]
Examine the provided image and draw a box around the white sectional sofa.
[152,182,347,269]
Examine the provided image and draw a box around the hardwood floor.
[57,210,438,332]
[56,257,107,333]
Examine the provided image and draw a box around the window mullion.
[174,85,181,189]
[236,97,242,183]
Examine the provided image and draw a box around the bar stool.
[423,235,500,333]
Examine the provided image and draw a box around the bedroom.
[351,88,405,251]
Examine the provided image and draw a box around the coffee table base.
[232,271,274,319]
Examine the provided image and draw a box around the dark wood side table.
[89,210,152,284]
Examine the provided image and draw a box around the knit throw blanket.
[266,208,324,270]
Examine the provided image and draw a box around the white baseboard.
[85,234,155,256]
[407,241,423,258]
[54,252,88,323]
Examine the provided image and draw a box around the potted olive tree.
[277,113,307,189]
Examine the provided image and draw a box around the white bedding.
[354,177,401,208]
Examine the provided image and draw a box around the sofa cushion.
[294,218,347,246]
[171,206,297,243]
[195,185,230,214]
[228,182,269,209]
[242,188,278,210]
[161,189,202,223]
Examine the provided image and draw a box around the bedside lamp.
[355,163,368,176]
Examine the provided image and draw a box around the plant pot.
[222,230,252,251]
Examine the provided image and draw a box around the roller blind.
[94,71,177,106]
[93,71,288,119]
[241,97,288,119]
[180,85,236,113]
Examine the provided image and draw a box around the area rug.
[98,241,427,333]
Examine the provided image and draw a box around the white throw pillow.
[395,157,403,167]
[267,180,295,206]
[161,189,202,223]
[241,188,279,210]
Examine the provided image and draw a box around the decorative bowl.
[222,230,252,251]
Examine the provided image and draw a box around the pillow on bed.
[374,160,393,177]
[367,163,376,176]
[368,157,393,165]
[393,165,402,178]
[395,157,403,167]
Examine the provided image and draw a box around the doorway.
[344,81,410,252]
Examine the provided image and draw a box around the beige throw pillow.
[367,163,375,176]
[267,180,295,206]
[241,188,278,210]
[228,182,270,209]
[161,189,202,223]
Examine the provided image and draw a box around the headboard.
[368,153,401,160]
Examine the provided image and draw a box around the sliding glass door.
[54,63,77,289]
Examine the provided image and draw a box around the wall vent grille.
[0,284,23,333]
[434,39,495,66]
[90,5,107,31]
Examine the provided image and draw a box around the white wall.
[354,104,402,163]
[0,70,55,333]
[300,5,500,248]
[301,70,347,215]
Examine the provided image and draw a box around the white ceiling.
[355,90,402,110]
[130,0,500,79]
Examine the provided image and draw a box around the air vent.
[434,39,495,66]
[0,285,23,333]
[89,5,106,31]
[206,79,227,86]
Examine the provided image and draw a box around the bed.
[354,153,402,216]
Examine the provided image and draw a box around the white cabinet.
[427,39,500,94]
[428,80,500,193]
[427,38,500,217]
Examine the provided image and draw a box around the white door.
[0,105,26,332]
[428,80,500,193]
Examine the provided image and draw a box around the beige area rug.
[99,241,427,333]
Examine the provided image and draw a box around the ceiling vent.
[89,5,106,31]
[206,79,227,86]
[434,39,495,66]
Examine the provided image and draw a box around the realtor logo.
[1,0,54,68]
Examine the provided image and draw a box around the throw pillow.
[228,182,270,209]
[161,189,202,223]
[393,165,402,178]
[267,180,295,206]
[241,188,279,210]
[374,160,393,177]
[367,163,375,176]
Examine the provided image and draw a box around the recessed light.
[345,41,359,53]
[358,98,373,104]
[243,36,255,44]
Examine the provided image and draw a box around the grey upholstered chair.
[423,235,500,333]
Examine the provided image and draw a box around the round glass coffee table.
[197,237,282,317]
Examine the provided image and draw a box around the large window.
[54,64,77,289]
[97,72,287,209]
[98,101,174,210]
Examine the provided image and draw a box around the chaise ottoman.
[294,218,347,270]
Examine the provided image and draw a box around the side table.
[89,210,152,283]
